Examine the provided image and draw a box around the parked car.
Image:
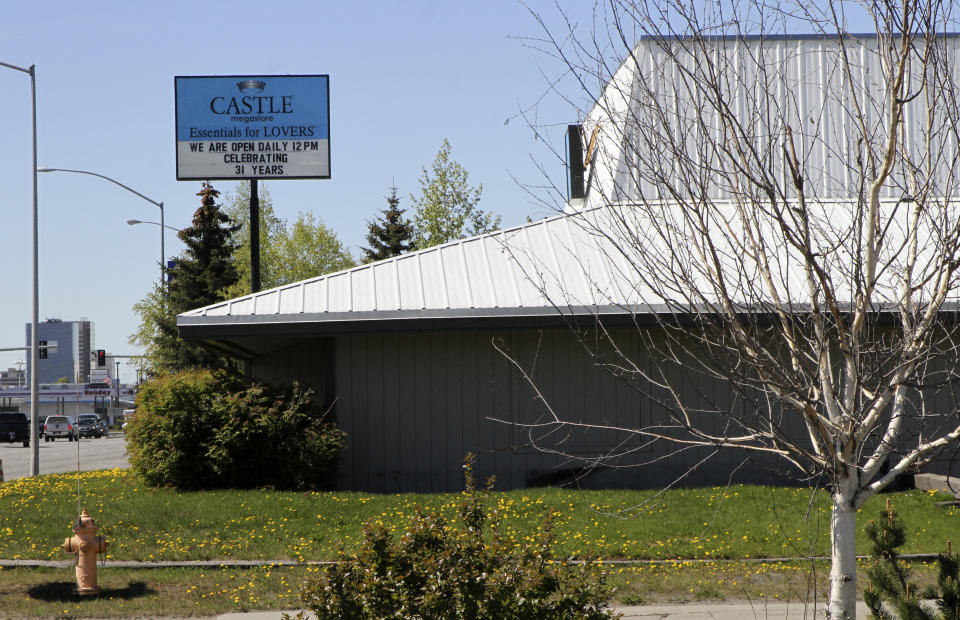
[43,415,77,442]
[39,416,49,440]
[0,412,29,447]
[76,414,105,438]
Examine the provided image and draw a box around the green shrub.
[127,369,344,490]
[297,456,617,620]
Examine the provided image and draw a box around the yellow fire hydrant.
[61,509,108,595]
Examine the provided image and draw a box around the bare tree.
[510,1,960,617]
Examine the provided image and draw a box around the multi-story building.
[0,366,25,389]
[25,318,93,384]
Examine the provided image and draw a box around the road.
[0,432,129,481]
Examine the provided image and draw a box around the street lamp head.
[36,163,167,293]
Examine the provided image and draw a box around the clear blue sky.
[0,1,596,381]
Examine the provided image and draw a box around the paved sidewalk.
[612,601,869,618]
[180,601,871,619]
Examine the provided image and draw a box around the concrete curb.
[611,601,870,618]
[915,472,960,496]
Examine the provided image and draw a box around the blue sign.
[175,75,330,180]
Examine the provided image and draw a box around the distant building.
[88,352,119,385]
[25,319,93,384]
[0,366,25,389]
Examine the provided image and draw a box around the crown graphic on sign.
[237,79,266,94]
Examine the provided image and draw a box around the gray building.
[179,34,960,492]
[0,366,25,389]
[176,210,814,492]
[26,318,93,385]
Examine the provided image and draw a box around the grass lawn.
[0,565,310,617]
[0,468,956,615]
[0,560,949,616]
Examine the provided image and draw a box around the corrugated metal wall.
[324,327,802,492]
[250,338,335,411]
[250,325,960,492]
[586,35,960,207]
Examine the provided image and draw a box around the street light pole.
[126,221,181,279]
[1,59,40,476]
[126,219,182,232]
[37,168,165,289]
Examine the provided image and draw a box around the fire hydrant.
[61,509,108,595]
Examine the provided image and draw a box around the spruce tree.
[151,182,240,372]
[864,499,919,619]
[168,183,240,311]
[864,498,960,620]
[363,184,414,262]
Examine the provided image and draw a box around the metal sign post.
[250,178,260,293]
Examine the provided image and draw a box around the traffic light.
[38,340,47,359]
[97,350,106,367]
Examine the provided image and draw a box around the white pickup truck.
[43,415,78,442]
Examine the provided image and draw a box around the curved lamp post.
[126,219,182,232]
[1,59,40,476]
[126,220,181,280]
[37,167,165,288]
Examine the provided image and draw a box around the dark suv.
[76,414,105,438]
[0,413,29,447]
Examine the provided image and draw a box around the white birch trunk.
[828,471,860,619]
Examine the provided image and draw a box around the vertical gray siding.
[249,338,334,406]
[250,326,960,493]
[317,327,800,492]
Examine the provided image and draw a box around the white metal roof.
[178,206,638,323]
[179,194,958,334]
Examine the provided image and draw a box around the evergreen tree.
[362,184,414,262]
[139,182,240,373]
[864,498,960,619]
[169,182,240,312]
[129,283,174,377]
[410,139,500,249]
